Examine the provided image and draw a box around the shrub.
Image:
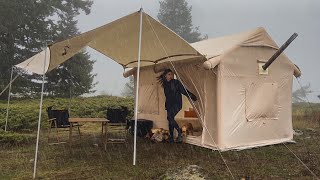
[0,130,35,145]
[0,95,134,131]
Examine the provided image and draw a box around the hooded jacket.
[163,79,197,112]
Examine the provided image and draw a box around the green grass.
[0,99,320,179]
[0,125,319,179]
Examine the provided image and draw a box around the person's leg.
[167,109,182,143]
[173,121,183,143]
[171,118,182,135]
[172,108,183,143]
[171,108,182,135]
[167,110,175,143]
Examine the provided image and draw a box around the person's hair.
[157,69,173,88]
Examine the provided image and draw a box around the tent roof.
[15,10,202,75]
[191,27,301,77]
[191,27,279,59]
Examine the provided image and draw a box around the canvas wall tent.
[126,27,301,151]
[8,9,302,178]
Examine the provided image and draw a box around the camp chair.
[47,107,81,144]
[106,107,129,144]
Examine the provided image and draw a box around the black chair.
[106,106,128,123]
[106,106,129,143]
[47,106,81,144]
[128,119,153,137]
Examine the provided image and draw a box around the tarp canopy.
[15,10,202,75]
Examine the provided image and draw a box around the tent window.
[138,83,159,115]
[245,82,279,121]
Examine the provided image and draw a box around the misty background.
[76,0,320,102]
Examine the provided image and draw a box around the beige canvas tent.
[9,9,302,178]
[125,27,301,151]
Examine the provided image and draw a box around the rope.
[269,128,320,179]
[0,74,20,97]
[283,143,319,179]
[145,13,236,180]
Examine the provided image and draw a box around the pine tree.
[122,76,134,97]
[0,0,94,98]
[0,0,54,98]
[45,3,96,97]
[292,83,313,103]
[158,0,206,43]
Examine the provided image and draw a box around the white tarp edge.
[15,47,50,75]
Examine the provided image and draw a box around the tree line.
[0,0,95,99]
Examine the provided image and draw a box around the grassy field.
[0,98,320,179]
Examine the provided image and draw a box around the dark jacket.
[163,79,197,112]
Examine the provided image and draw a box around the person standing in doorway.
[157,69,197,143]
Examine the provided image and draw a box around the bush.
[0,95,134,131]
[0,130,35,145]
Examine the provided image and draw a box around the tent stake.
[262,33,298,70]
[133,8,143,166]
[33,46,48,179]
[4,66,14,132]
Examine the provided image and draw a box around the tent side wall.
[199,66,219,148]
[134,66,168,129]
[218,46,295,150]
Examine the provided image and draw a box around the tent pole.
[33,46,47,179]
[68,82,72,116]
[133,8,143,166]
[4,66,14,132]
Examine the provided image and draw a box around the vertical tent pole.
[68,71,73,116]
[33,47,48,179]
[4,66,14,132]
[133,8,143,166]
[68,82,72,116]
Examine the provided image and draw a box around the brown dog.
[181,123,194,136]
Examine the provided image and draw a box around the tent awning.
[15,10,202,75]
[15,47,50,75]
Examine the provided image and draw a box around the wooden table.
[69,118,109,150]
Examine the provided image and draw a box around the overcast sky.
[76,0,320,102]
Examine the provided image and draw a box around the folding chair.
[106,106,129,143]
[47,107,81,144]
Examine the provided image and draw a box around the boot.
[176,135,183,143]
[169,131,174,143]
[176,128,183,143]
[168,136,174,143]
